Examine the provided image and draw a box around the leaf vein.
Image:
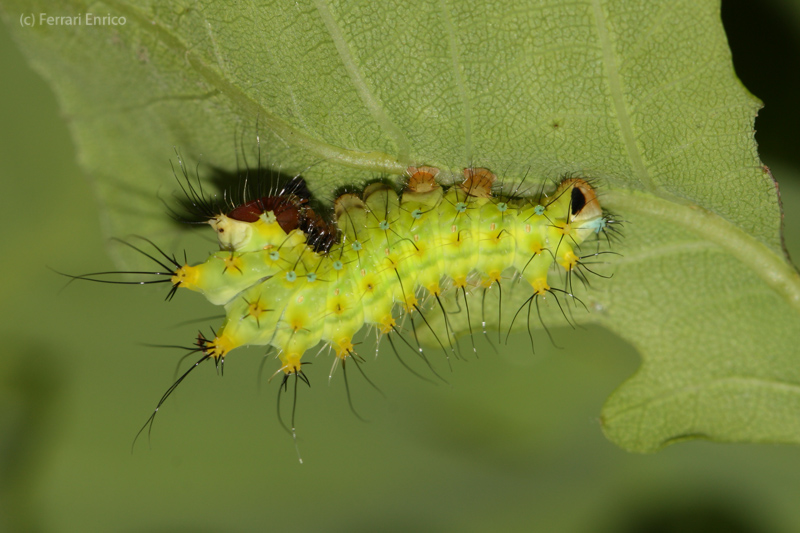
[313,0,411,161]
[104,0,405,174]
[439,0,473,163]
[591,0,654,190]
[606,376,800,422]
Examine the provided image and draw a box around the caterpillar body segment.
[174,170,611,376]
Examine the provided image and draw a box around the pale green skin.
[172,179,605,374]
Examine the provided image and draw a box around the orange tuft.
[406,166,440,193]
[461,168,496,198]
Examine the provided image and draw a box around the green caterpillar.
[171,167,611,376]
[66,163,616,453]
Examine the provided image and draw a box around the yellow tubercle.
[245,298,269,322]
[426,283,441,296]
[481,270,502,287]
[446,233,462,248]
[402,294,418,312]
[329,297,347,315]
[222,254,244,275]
[556,223,572,236]
[280,353,303,374]
[531,278,550,296]
[559,250,580,271]
[334,339,354,359]
[204,333,239,360]
[359,274,378,295]
[289,317,306,333]
[171,265,200,291]
[379,315,396,333]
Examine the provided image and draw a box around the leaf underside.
[4,0,800,452]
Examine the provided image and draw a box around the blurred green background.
[3,1,800,532]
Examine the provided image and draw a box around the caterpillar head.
[556,178,605,242]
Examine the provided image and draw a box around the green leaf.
[3,0,798,452]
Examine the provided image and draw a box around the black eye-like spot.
[571,186,587,216]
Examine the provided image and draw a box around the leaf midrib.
[603,189,800,312]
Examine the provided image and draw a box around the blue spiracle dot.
[333,260,344,271]
[455,202,467,213]
[285,271,297,282]
[411,209,422,219]
[379,220,390,230]
[534,205,545,216]
[586,217,608,234]
[496,202,508,212]
[306,272,317,282]
[269,251,280,261]
[351,241,362,251]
